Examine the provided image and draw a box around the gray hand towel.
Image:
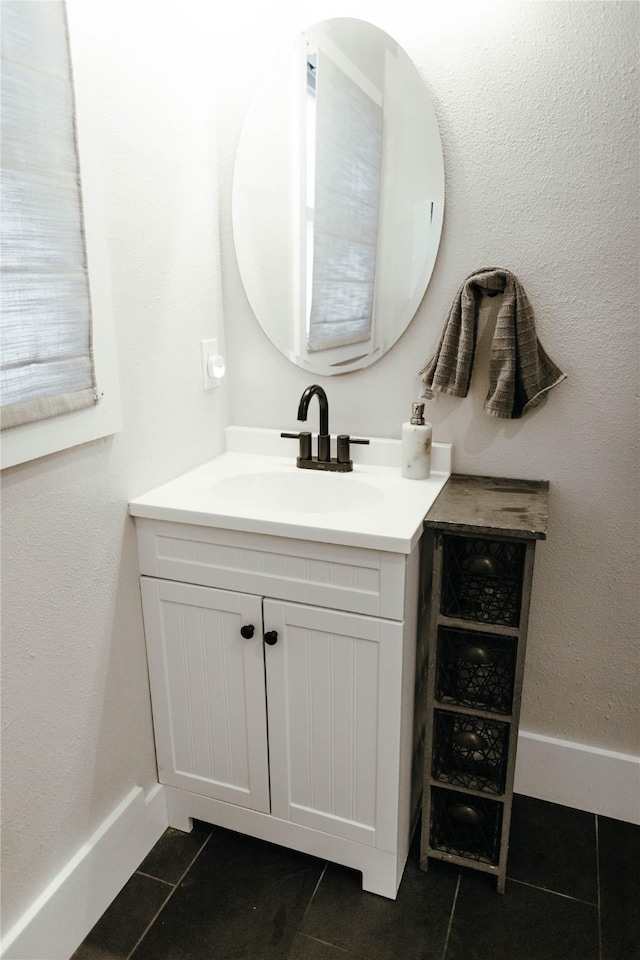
[419,267,566,419]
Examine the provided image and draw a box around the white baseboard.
[515,730,640,824]
[0,784,169,960]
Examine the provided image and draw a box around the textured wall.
[214,1,639,752]
[0,0,228,934]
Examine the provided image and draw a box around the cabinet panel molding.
[264,599,404,847]
[140,578,270,812]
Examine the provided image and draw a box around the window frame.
[1,1,122,470]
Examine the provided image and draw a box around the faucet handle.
[280,431,312,460]
[336,434,370,464]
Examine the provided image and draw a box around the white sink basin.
[129,429,452,553]
[210,470,384,514]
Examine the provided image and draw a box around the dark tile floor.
[72,795,639,960]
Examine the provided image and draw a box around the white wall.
[0,0,228,938]
[214,0,639,754]
[1,0,637,948]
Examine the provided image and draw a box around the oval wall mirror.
[232,18,445,375]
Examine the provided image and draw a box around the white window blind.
[1,0,97,431]
[307,47,383,354]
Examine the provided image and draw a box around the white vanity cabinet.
[134,517,426,899]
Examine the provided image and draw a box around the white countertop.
[129,427,452,553]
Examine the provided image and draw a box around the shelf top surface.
[424,474,549,540]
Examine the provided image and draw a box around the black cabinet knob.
[240,624,255,639]
[264,630,278,646]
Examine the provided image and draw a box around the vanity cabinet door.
[140,578,270,813]
[263,599,405,850]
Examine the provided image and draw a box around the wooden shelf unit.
[419,475,550,893]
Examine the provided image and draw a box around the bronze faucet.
[297,384,331,461]
[281,384,369,472]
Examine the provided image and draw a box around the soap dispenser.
[401,402,432,479]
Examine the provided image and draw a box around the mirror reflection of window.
[306,42,383,357]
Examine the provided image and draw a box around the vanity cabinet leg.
[168,813,194,833]
[165,789,194,833]
[360,852,403,900]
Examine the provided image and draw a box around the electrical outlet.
[200,339,224,390]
